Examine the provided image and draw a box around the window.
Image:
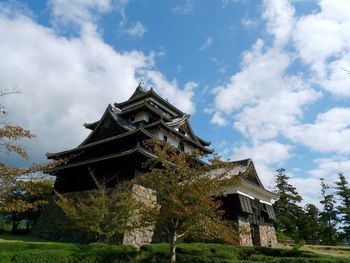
[178,142,185,151]
[163,135,168,142]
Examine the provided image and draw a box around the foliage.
[135,139,239,262]
[0,178,53,231]
[0,89,64,233]
[319,178,338,245]
[273,168,303,240]
[334,172,350,239]
[55,170,139,243]
[0,241,137,263]
[0,238,348,263]
[297,204,320,243]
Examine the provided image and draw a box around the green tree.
[335,172,350,239]
[0,89,35,199]
[56,169,140,242]
[0,178,54,231]
[273,168,303,240]
[319,178,338,245]
[0,89,63,231]
[298,204,320,243]
[136,140,238,263]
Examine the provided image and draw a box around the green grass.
[302,245,350,258]
[0,233,49,243]
[0,234,349,263]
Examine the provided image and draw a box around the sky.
[1,0,350,207]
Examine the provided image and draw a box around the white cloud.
[263,0,295,47]
[124,21,147,38]
[49,0,112,32]
[116,0,147,39]
[0,4,195,163]
[212,38,319,140]
[291,157,350,207]
[211,112,227,127]
[199,36,213,51]
[172,1,193,15]
[286,108,350,154]
[292,0,350,91]
[144,71,197,114]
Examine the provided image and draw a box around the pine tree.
[319,178,338,245]
[335,172,350,240]
[298,204,320,243]
[273,168,303,240]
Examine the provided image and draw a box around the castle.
[46,84,277,247]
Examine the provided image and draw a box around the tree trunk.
[169,230,177,263]
[12,221,19,232]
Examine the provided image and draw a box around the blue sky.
[1,0,350,206]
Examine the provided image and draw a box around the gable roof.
[114,87,184,116]
[128,84,148,100]
[80,104,135,146]
[165,115,207,146]
[144,119,213,153]
[227,159,264,188]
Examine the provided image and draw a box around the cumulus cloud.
[262,0,295,47]
[213,38,319,140]
[292,0,350,93]
[285,108,350,153]
[49,0,112,32]
[210,0,350,204]
[0,3,195,164]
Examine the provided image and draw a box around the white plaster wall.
[149,129,193,153]
[134,111,149,123]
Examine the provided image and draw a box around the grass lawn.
[0,233,49,243]
[0,233,349,262]
[302,244,350,258]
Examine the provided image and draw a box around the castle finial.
[138,79,145,87]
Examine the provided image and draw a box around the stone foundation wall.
[259,224,277,247]
[122,184,157,247]
[238,219,253,246]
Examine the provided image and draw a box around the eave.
[79,105,135,146]
[115,88,184,116]
[48,145,157,172]
[117,101,173,121]
[46,127,154,159]
[165,115,210,147]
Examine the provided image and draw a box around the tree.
[0,89,35,199]
[273,168,303,240]
[298,203,320,243]
[135,140,238,263]
[0,178,54,231]
[0,89,63,230]
[319,178,338,245]
[56,169,140,242]
[335,172,350,239]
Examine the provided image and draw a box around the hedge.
[0,241,348,263]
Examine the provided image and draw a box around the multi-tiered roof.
[47,85,212,192]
